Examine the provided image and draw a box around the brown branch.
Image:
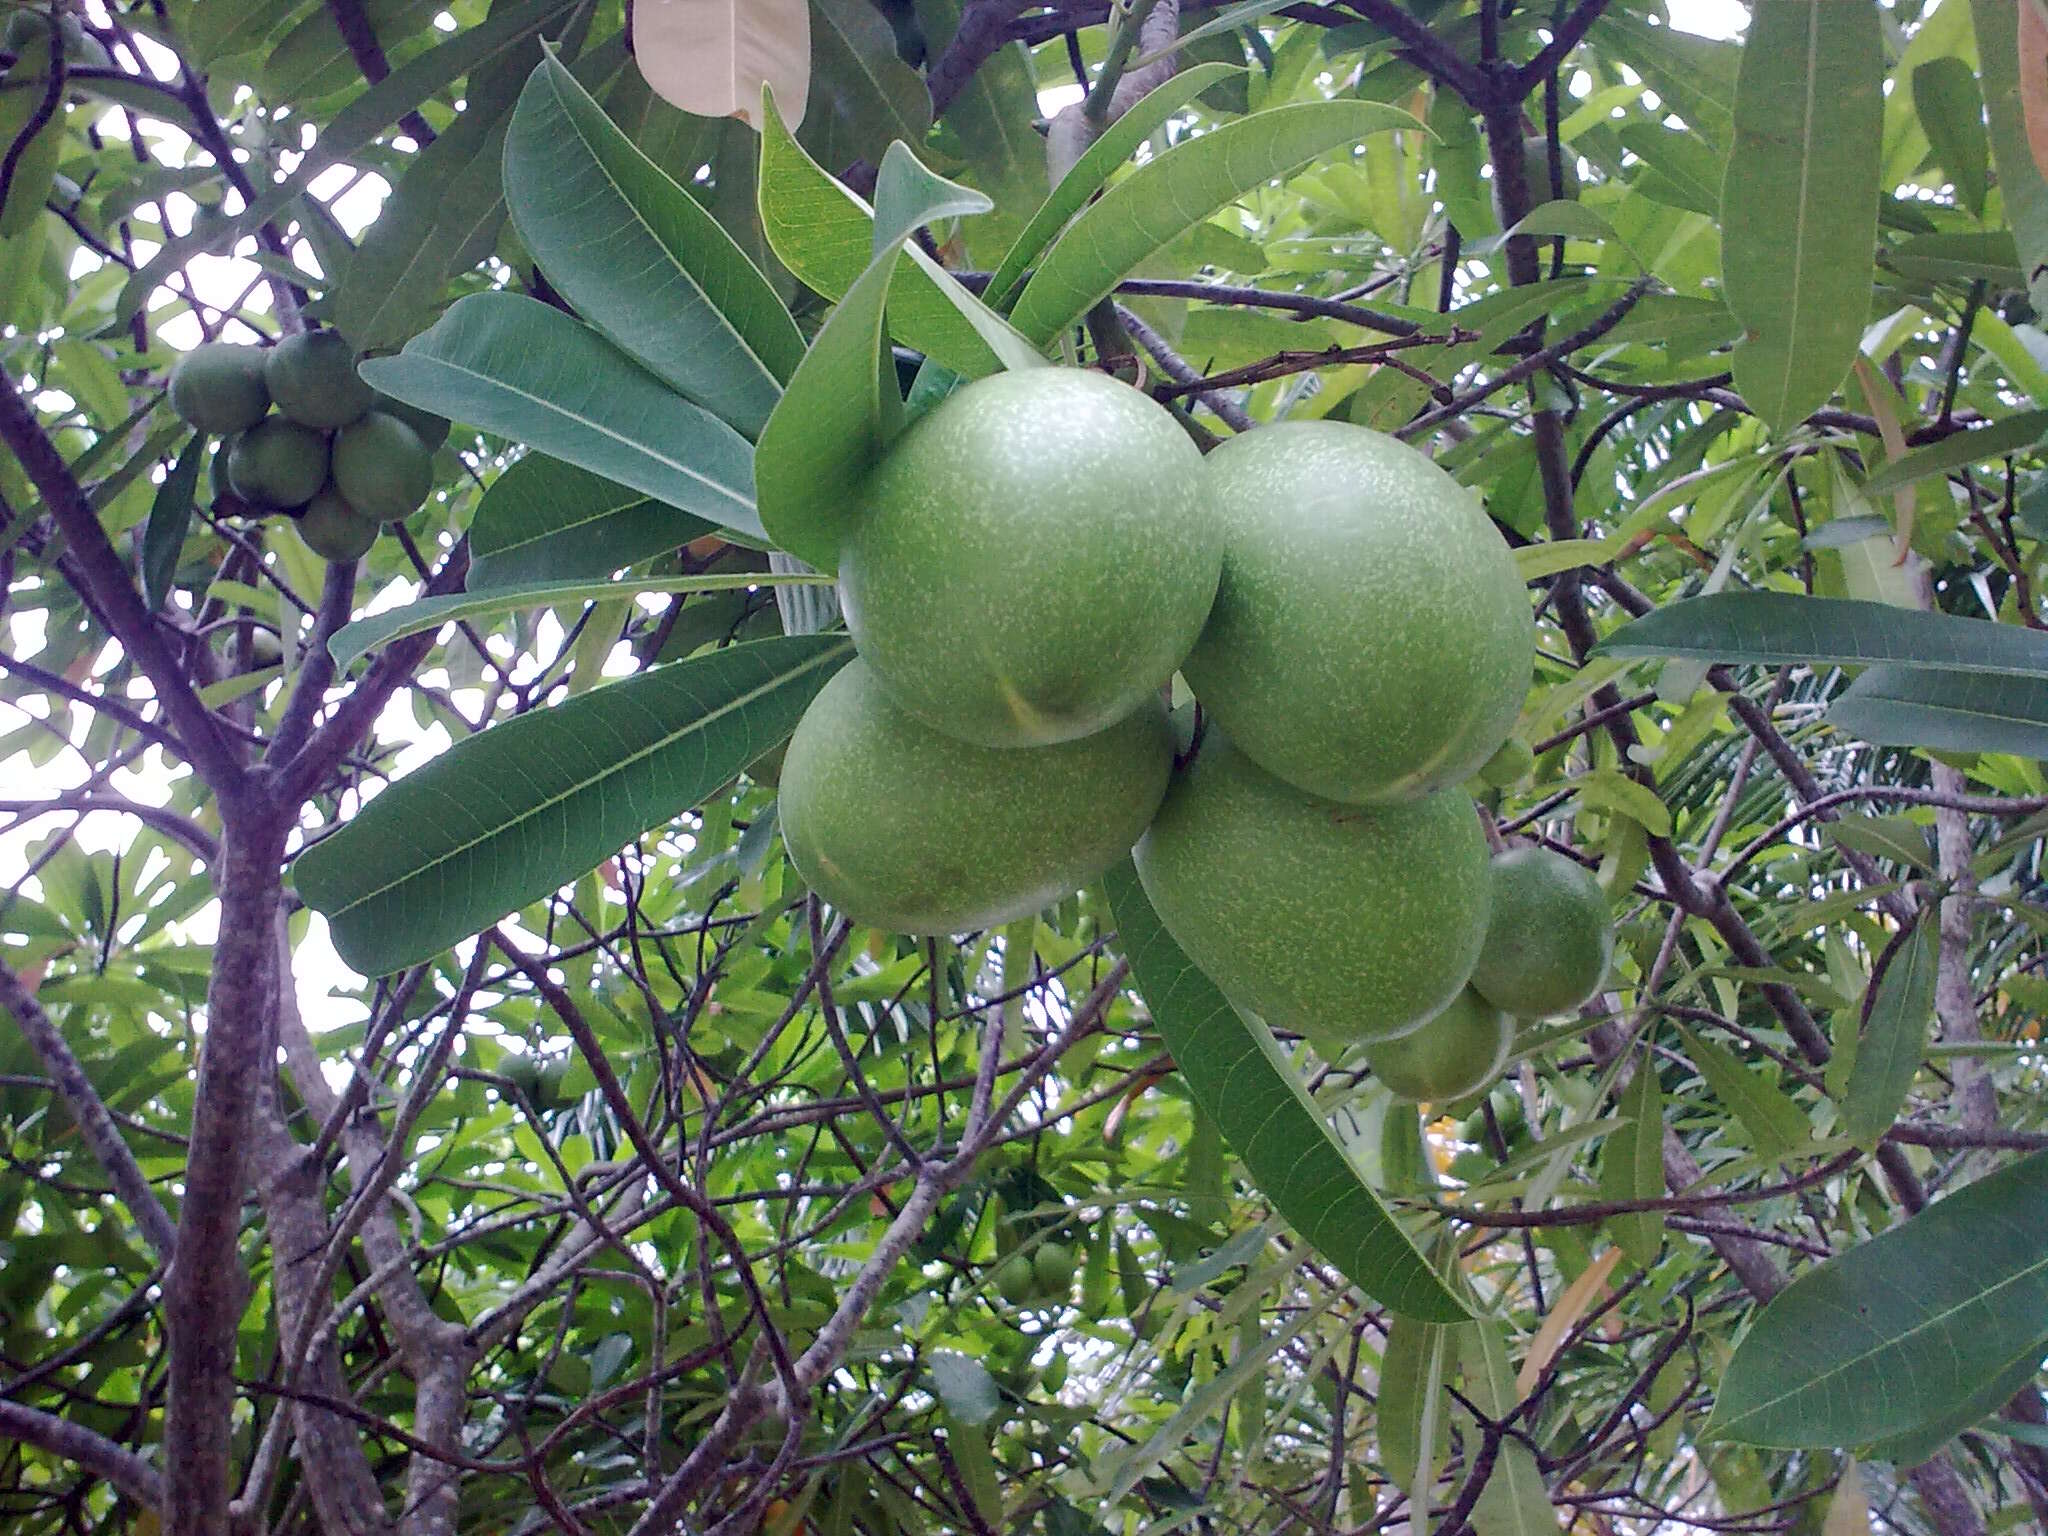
[0,1397,165,1510]
[324,0,437,146]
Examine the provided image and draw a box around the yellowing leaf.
[633,0,810,129]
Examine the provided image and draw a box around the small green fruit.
[2,10,49,55]
[1470,846,1614,1017]
[1134,730,1491,1044]
[294,487,379,562]
[168,343,270,433]
[1478,737,1536,789]
[995,1254,1038,1306]
[57,14,111,68]
[838,368,1219,748]
[1033,1242,1073,1299]
[1180,421,1532,804]
[372,391,451,450]
[332,410,432,521]
[227,417,329,509]
[265,330,374,429]
[778,661,1173,936]
[1364,988,1513,1104]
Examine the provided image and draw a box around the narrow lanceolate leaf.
[1719,0,1884,434]
[1861,411,2048,496]
[1598,1055,1665,1269]
[1102,860,1467,1322]
[295,635,852,976]
[1708,1145,2048,1448]
[140,432,204,613]
[1009,99,1422,346]
[1830,666,2048,761]
[632,0,810,129]
[1377,1315,1451,1494]
[1913,57,1989,217]
[468,456,705,591]
[1976,0,2048,315]
[1600,594,2048,679]
[1672,1024,1808,1158]
[504,53,803,440]
[360,292,764,543]
[1462,1322,1562,1536]
[326,573,831,672]
[1840,915,1939,1149]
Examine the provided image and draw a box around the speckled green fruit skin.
[779,661,1173,935]
[168,344,270,433]
[295,488,379,562]
[1470,846,1614,1017]
[837,369,1219,748]
[995,1255,1038,1306]
[1033,1242,1073,1297]
[1180,421,1533,804]
[227,417,329,509]
[1364,987,1513,1103]
[264,330,374,429]
[373,392,451,450]
[332,411,432,520]
[1134,731,1491,1044]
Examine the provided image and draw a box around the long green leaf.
[1600,594,2048,678]
[359,292,764,542]
[1861,411,2048,496]
[1829,665,2048,760]
[1719,0,1884,434]
[1101,860,1467,1322]
[1972,0,2048,316]
[295,634,852,976]
[1598,1054,1665,1268]
[1672,1024,1809,1158]
[467,455,705,591]
[1707,1146,2048,1448]
[141,432,203,613]
[504,52,803,439]
[328,573,831,672]
[1865,1340,2048,1467]
[1009,99,1420,345]
[1840,915,1938,1150]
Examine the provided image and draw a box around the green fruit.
[57,14,110,68]
[779,660,1173,936]
[1469,846,1614,1017]
[168,343,270,432]
[227,417,329,509]
[2,11,48,54]
[1478,737,1536,789]
[1180,421,1532,804]
[332,410,432,521]
[294,487,379,562]
[373,391,451,450]
[1134,730,1491,1044]
[1364,988,1513,1104]
[838,368,1219,748]
[995,1254,1037,1306]
[1033,1242,1073,1299]
[264,330,374,429]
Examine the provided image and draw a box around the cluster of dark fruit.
[166,332,447,564]
[775,368,1619,1109]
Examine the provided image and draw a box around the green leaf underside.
[1600,594,2048,679]
[504,53,801,440]
[466,454,706,590]
[1829,666,2048,761]
[1010,98,1423,345]
[359,292,765,543]
[1840,915,1938,1149]
[295,635,852,976]
[1709,1147,2048,1449]
[1102,860,1467,1322]
[1719,0,1883,434]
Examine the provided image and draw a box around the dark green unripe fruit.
[995,1255,1037,1306]
[779,661,1173,935]
[838,369,1220,748]
[227,417,329,509]
[1478,737,1536,789]
[332,410,432,521]
[372,392,450,451]
[57,14,111,68]
[294,487,379,562]
[1033,1242,1073,1299]
[1134,731,1491,1045]
[1470,846,1614,1017]
[168,343,270,432]
[1180,422,1532,804]
[1364,988,1513,1104]
[265,330,374,429]
[2,11,48,54]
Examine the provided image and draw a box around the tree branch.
[0,1397,165,1511]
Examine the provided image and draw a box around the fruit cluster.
[166,332,447,564]
[776,368,1615,1105]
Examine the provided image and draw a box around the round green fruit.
[227,417,329,509]
[264,330,374,429]
[1133,730,1491,1045]
[332,410,432,521]
[837,368,1219,748]
[1180,421,1532,804]
[372,392,451,451]
[1470,846,1614,1017]
[168,343,270,433]
[995,1255,1038,1307]
[1364,988,1513,1104]
[1033,1242,1073,1299]
[778,660,1173,936]
[1478,736,1536,789]
[294,487,379,562]
[2,10,49,55]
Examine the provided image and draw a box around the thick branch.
[0,1397,165,1510]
